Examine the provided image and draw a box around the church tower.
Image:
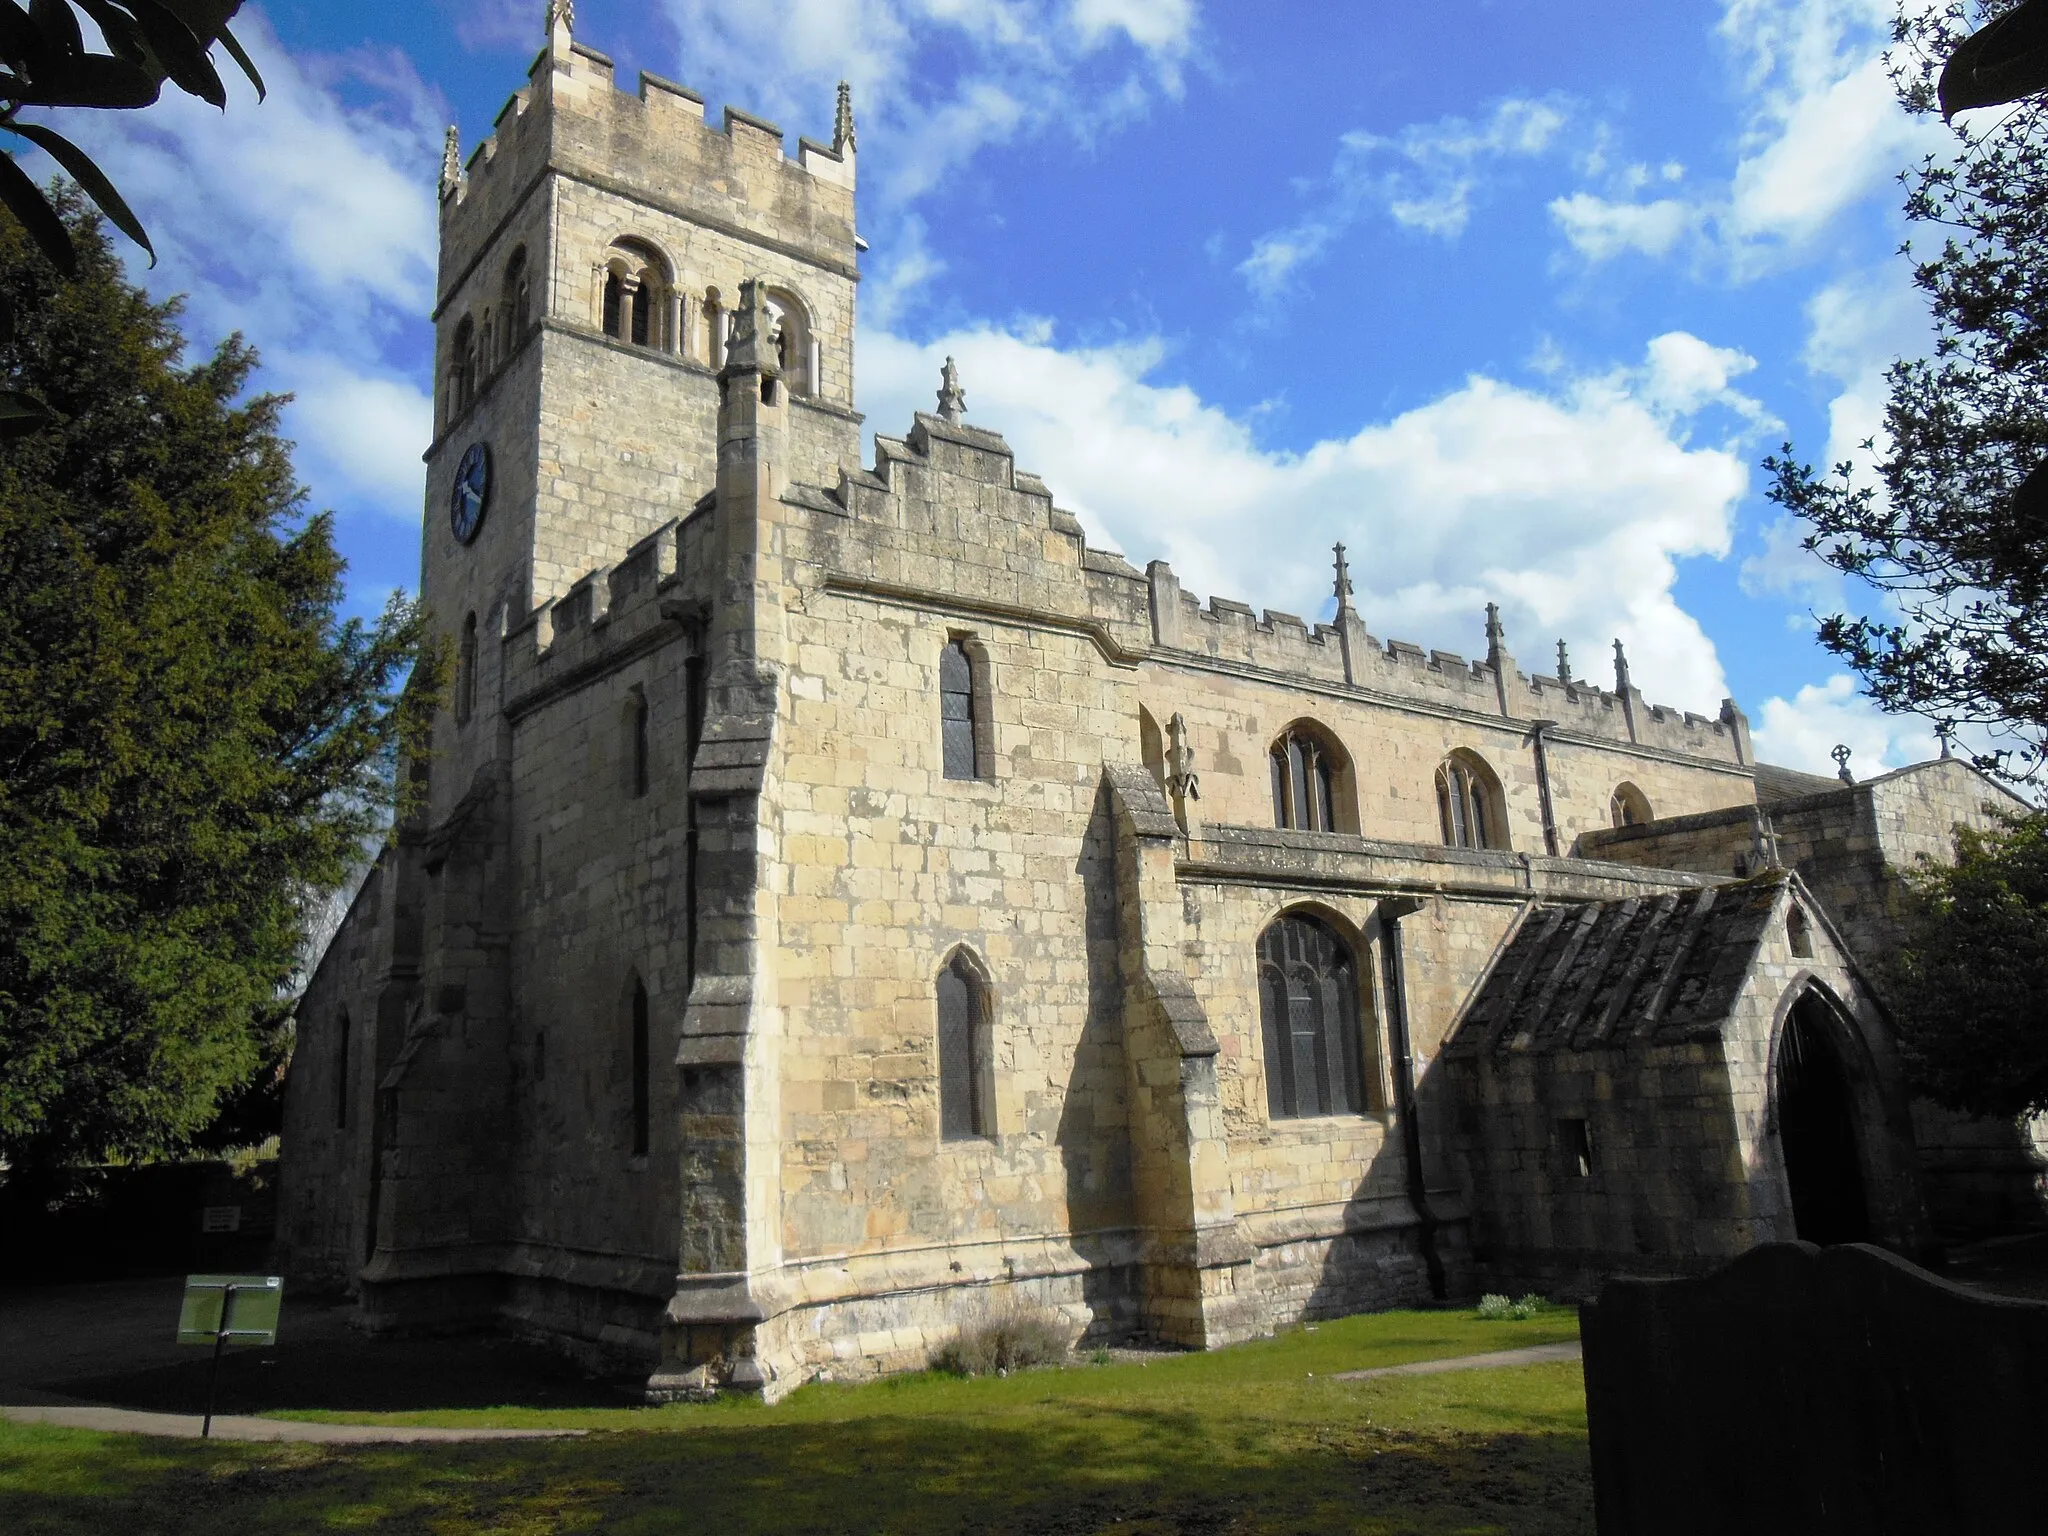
[422,2,861,820]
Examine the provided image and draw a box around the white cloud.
[659,0,1196,203]
[1550,191,1695,260]
[857,325,1753,713]
[1552,0,1943,272]
[1742,261,1930,608]
[37,16,442,521]
[1751,674,1940,775]
[1240,95,1573,297]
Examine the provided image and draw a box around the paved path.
[1,1400,584,1442]
[1328,1340,1582,1381]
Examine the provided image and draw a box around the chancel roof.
[1445,874,1788,1060]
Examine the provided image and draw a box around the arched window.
[937,951,992,1140]
[624,686,649,798]
[602,269,624,339]
[1269,723,1343,832]
[502,246,529,346]
[764,287,815,395]
[940,637,987,781]
[629,978,650,1157]
[1437,751,1507,851]
[1257,912,1372,1119]
[448,315,476,419]
[455,613,477,725]
[1610,782,1652,829]
[335,1008,351,1131]
[601,239,672,351]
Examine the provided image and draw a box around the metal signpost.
[176,1274,283,1437]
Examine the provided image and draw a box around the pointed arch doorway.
[1775,990,1872,1245]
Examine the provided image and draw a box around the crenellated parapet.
[497,506,716,719]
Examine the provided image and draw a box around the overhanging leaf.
[126,0,224,107]
[10,53,160,107]
[0,148,73,274]
[26,0,81,56]
[3,120,151,262]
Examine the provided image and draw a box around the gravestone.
[1581,1241,2048,1533]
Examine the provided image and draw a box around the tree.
[0,193,438,1174]
[1763,0,2048,782]
[1890,813,2048,1118]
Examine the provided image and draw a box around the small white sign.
[200,1205,242,1234]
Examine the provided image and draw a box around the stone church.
[279,9,2040,1398]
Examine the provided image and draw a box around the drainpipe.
[1529,719,1561,857]
[1379,896,1446,1300]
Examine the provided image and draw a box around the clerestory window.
[1437,751,1507,851]
[1270,724,1342,832]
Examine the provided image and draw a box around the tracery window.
[937,951,992,1140]
[1269,723,1342,832]
[1437,751,1507,851]
[1610,782,1652,829]
[940,637,985,781]
[1257,912,1371,1119]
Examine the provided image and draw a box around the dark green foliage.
[1890,812,2048,1118]
[0,194,435,1172]
[1763,1,2048,782]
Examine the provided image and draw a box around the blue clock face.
[450,441,491,545]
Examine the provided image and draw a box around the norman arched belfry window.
[1257,912,1372,1119]
[1437,751,1507,851]
[1270,722,1343,832]
[937,950,992,1140]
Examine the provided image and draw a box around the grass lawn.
[0,1307,1590,1535]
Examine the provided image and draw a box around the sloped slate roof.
[1445,874,1786,1059]
[1753,761,1845,805]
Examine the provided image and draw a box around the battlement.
[1138,556,1748,761]
[498,508,717,717]
[432,15,859,333]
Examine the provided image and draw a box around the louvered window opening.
[1257,914,1368,1119]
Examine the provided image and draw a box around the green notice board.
[177,1274,283,1346]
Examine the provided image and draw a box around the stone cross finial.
[1556,638,1572,688]
[440,124,462,196]
[1332,543,1354,612]
[834,80,857,155]
[1612,637,1632,694]
[1938,722,1954,758]
[936,356,965,423]
[1832,742,1854,783]
[547,0,575,35]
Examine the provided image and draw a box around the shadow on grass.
[1,1395,1593,1535]
[49,1332,634,1415]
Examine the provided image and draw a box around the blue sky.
[39,0,1970,775]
